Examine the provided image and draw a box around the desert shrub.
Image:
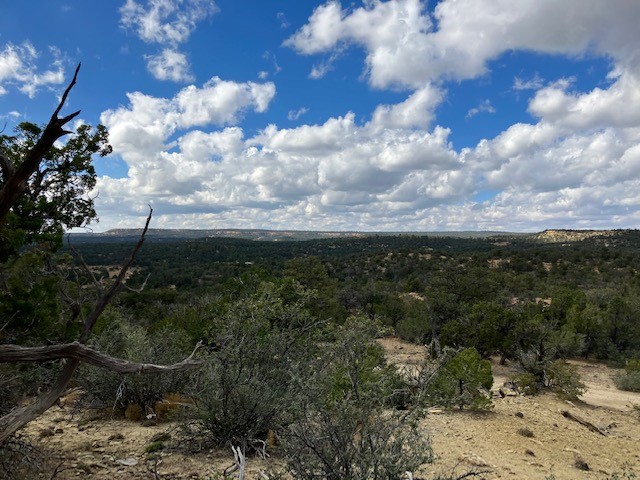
[515,351,585,399]
[0,362,62,417]
[544,324,586,359]
[144,441,165,453]
[605,464,638,480]
[517,427,534,438]
[191,281,320,448]
[626,359,640,373]
[546,360,586,400]
[516,349,547,386]
[0,436,59,480]
[513,372,540,395]
[615,358,640,392]
[78,310,193,411]
[426,347,493,410]
[279,315,432,480]
[615,371,640,393]
[396,313,431,344]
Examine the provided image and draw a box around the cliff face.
[533,229,618,243]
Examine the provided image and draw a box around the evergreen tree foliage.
[429,347,493,410]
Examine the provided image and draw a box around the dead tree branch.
[0,64,81,227]
[0,341,203,373]
[561,410,607,436]
[0,66,201,446]
[80,207,152,343]
[67,239,102,291]
[0,208,190,445]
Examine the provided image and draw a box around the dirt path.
[569,359,640,411]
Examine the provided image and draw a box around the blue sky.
[2,1,640,232]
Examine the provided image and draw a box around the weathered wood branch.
[561,410,607,436]
[0,359,79,444]
[0,341,203,373]
[79,207,152,343]
[0,208,158,444]
[0,63,81,226]
[67,238,103,291]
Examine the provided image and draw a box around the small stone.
[150,431,171,443]
[115,457,139,467]
[574,458,590,471]
[39,427,55,438]
[499,388,517,397]
[459,453,489,467]
[515,412,524,418]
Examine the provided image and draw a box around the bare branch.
[52,63,81,120]
[0,341,203,374]
[124,272,151,293]
[67,238,102,291]
[561,410,607,436]
[0,63,82,227]
[0,359,79,445]
[451,471,492,480]
[0,208,158,444]
[79,206,152,343]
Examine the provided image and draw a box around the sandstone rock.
[499,387,517,397]
[459,452,489,467]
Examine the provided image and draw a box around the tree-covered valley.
[72,229,640,366]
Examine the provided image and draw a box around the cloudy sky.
[2,0,640,232]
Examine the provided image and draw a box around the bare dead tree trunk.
[0,360,79,444]
[0,64,81,227]
[0,210,163,443]
[0,67,203,443]
[0,208,204,443]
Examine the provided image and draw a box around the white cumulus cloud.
[120,0,217,45]
[0,42,65,98]
[146,48,194,82]
[120,0,218,82]
[466,99,495,120]
[92,1,640,232]
[286,0,640,89]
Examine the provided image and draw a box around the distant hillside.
[66,228,525,243]
[532,229,629,243]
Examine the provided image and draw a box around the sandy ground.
[380,337,640,480]
[15,337,640,480]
